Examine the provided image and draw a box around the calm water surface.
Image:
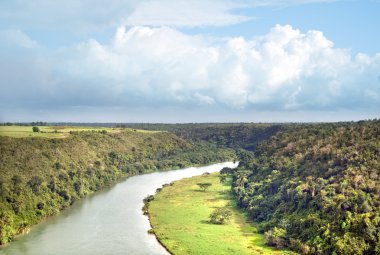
[0,162,238,255]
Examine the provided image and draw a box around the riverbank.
[0,129,235,246]
[148,173,297,255]
[0,163,236,255]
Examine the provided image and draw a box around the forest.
[128,120,380,254]
[1,120,379,254]
[227,120,380,254]
[119,123,284,150]
[0,129,234,245]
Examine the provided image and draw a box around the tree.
[219,175,227,184]
[220,167,234,175]
[335,233,370,255]
[0,180,5,196]
[236,173,248,187]
[265,227,287,248]
[11,175,22,187]
[32,126,40,132]
[27,176,43,194]
[209,208,232,224]
[11,175,22,195]
[197,183,212,192]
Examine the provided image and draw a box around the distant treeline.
[0,122,48,126]
[115,123,285,151]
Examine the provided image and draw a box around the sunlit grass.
[0,125,159,138]
[149,173,297,255]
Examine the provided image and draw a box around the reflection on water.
[0,162,238,255]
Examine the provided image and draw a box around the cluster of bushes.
[142,182,174,216]
[209,208,232,224]
[0,130,235,245]
[230,120,380,254]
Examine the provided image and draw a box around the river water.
[0,162,238,255]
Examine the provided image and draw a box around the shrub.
[209,208,232,224]
[220,167,234,175]
[142,195,155,215]
[289,238,311,254]
[197,183,212,192]
[58,190,70,201]
[37,202,44,210]
[265,227,287,248]
[143,195,155,203]
[27,176,43,194]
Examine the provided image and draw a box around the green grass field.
[148,173,297,255]
[0,125,159,138]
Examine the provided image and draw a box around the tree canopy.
[231,120,380,254]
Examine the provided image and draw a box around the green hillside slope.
[0,129,235,245]
[231,120,380,254]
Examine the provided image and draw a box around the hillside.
[1,121,379,254]
[230,120,380,254]
[117,123,284,151]
[0,129,235,245]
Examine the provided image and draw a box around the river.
[0,162,238,255]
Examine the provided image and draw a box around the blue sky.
[0,0,379,122]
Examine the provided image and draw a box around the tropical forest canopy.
[0,128,234,245]
[0,120,379,255]
[228,120,379,254]
[121,120,380,254]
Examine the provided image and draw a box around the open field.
[148,173,296,255]
[0,125,159,138]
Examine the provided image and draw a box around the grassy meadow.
[0,125,159,138]
[148,173,296,255]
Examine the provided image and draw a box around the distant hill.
[114,123,284,151]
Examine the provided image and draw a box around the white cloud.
[0,0,139,32]
[0,29,38,48]
[47,25,380,111]
[124,0,251,27]
[0,0,251,32]
[1,24,379,117]
[1,0,339,34]
[0,0,348,35]
[193,93,215,105]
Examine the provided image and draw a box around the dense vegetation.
[230,120,380,254]
[1,120,379,254]
[0,122,48,126]
[0,129,234,245]
[118,123,283,151]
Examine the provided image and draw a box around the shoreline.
[144,161,238,255]
[146,212,173,255]
[146,172,294,255]
[1,161,236,251]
